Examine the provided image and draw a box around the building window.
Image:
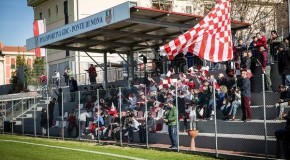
[56,5,59,16]
[66,50,69,57]
[48,8,51,20]
[39,12,43,19]
[186,6,192,14]
[64,1,69,24]
[11,58,15,69]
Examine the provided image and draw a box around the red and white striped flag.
[160,0,233,62]
[33,20,46,57]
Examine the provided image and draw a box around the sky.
[0,0,34,46]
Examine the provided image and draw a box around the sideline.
[0,139,146,160]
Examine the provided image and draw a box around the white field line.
[0,139,146,160]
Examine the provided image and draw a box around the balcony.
[27,0,47,7]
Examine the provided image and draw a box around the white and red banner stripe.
[33,20,46,57]
[160,0,233,62]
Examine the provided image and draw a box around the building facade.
[0,42,35,85]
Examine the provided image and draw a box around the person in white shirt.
[54,71,60,87]
[78,109,90,137]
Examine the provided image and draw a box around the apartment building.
[0,42,35,85]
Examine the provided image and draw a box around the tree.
[229,0,285,44]
[10,55,32,93]
[31,57,45,86]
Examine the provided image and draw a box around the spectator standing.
[86,64,97,84]
[254,32,268,50]
[63,68,70,86]
[48,98,56,127]
[234,39,247,61]
[163,99,177,149]
[258,46,272,91]
[54,88,63,117]
[277,42,290,86]
[39,74,47,98]
[268,30,282,62]
[53,71,60,88]
[69,77,78,102]
[240,51,251,70]
[67,112,78,138]
[40,108,48,136]
[249,36,259,59]
[239,70,252,121]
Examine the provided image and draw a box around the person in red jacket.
[254,32,268,50]
[86,64,97,84]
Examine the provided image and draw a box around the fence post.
[12,97,14,135]
[78,91,81,141]
[62,92,64,140]
[119,87,123,146]
[97,89,100,143]
[175,83,179,152]
[47,97,50,138]
[145,86,149,148]
[213,82,218,158]
[2,97,4,134]
[34,97,36,137]
[22,97,24,135]
[262,74,268,159]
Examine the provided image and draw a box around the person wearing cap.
[277,42,290,86]
[163,99,177,149]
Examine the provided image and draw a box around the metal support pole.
[145,87,149,148]
[130,47,135,83]
[104,52,108,89]
[213,82,218,158]
[78,91,81,141]
[34,98,36,137]
[62,92,64,140]
[12,97,14,135]
[22,97,24,135]
[84,52,104,70]
[288,0,290,47]
[175,83,179,152]
[47,98,49,138]
[97,89,100,143]
[2,97,4,134]
[119,87,123,146]
[262,74,268,159]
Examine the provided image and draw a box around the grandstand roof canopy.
[26,1,250,54]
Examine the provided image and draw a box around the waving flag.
[33,20,46,57]
[160,0,233,62]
